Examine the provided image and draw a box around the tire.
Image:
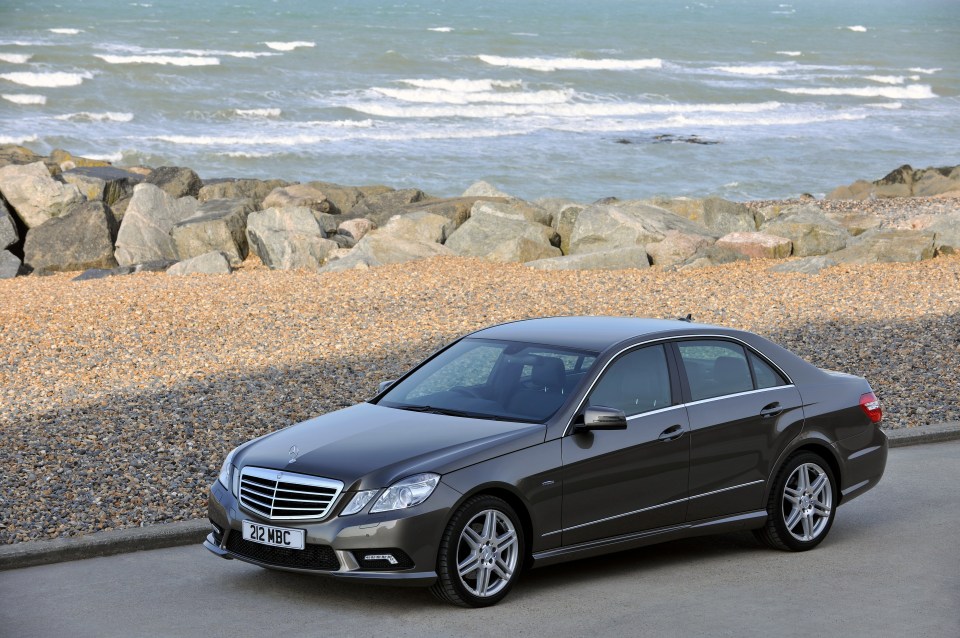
[754,452,837,552]
[430,495,525,608]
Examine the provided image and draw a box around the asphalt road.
[2,441,958,638]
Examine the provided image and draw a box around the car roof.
[467,316,727,352]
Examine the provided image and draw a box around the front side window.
[587,345,672,417]
[678,340,753,401]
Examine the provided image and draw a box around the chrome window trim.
[682,384,795,408]
[540,479,764,537]
[562,333,794,437]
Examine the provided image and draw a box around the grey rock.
[346,189,432,226]
[312,212,340,236]
[831,229,935,264]
[569,201,714,255]
[262,184,332,213]
[645,231,716,267]
[114,184,200,266]
[677,244,751,270]
[375,197,494,233]
[171,198,255,266]
[331,234,356,249]
[319,231,453,273]
[306,181,369,216]
[337,218,376,242]
[1,200,18,249]
[824,210,884,236]
[145,166,202,198]
[60,167,142,213]
[246,207,338,270]
[132,260,177,273]
[928,212,960,255]
[23,201,118,273]
[462,181,512,198]
[0,144,45,170]
[72,266,135,281]
[470,199,552,227]
[380,211,453,244]
[0,249,21,279]
[525,246,650,271]
[769,256,838,274]
[0,161,84,228]
[761,206,848,256]
[551,204,585,255]
[827,164,960,199]
[198,179,290,208]
[648,197,757,234]
[716,232,792,259]
[166,251,232,276]
[445,208,560,262]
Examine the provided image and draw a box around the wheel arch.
[450,483,535,567]
[765,437,843,505]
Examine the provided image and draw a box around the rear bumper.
[834,425,888,504]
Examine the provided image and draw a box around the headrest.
[530,356,565,390]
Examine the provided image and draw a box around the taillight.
[860,392,882,423]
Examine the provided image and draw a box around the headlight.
[370,473,440,513]
[340,490,378,516]
[217,448,237,490]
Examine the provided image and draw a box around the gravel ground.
[2,202,959,544]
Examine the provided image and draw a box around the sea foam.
[399,79,522,92]
[776,51,802,57]
[845,25,868,32]
[1,93,46,105]
[55,111,134,122]
[373,87,574,105]
[712,65,784,76]
[49,28,83,35]
[427,27,453,32]
[477,55,663,72]
[234,108,282,117]
[0,134,38,144]
[778,85,936,99]
[864,75,906,85]
[0,71,92,87]
[263,41,315,52]
[95,54,219,66]
[0,53,32,64]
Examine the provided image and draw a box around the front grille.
[238,466,343,521]
[225,532,339,571]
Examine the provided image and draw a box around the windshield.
[377,338,598,423]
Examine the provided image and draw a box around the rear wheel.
[430,495,524,608]
[755,452,837,551]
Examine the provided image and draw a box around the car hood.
[234,402,546,490]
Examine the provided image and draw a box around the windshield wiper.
[395,405,476,418]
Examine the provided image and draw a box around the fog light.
[365,553,398,565]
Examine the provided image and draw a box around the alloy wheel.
[455,509,520,598]
[781,462,833,542]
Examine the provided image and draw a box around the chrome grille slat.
[238,466,344,521]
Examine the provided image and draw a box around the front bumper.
[204,478,458,586]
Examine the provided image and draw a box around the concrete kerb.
[2,422,959,572]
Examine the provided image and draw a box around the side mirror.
[377,380,396,394]
[578,406,628,431]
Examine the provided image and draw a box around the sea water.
[0,0,957,201]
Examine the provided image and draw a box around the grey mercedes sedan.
[205,317,887,607]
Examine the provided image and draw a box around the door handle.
[658,424,685,442]
[760,402,783,418]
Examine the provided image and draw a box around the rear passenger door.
[674,339,804,522]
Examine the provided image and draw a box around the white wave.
[511,32,539,37]
[865,75,905,85]
[217,150,276,158]
[84,151,123,162]
[712,65,784,76]
[217,51,278,59]
[845,25,867,32]
[95,54,219,66]
[550,111,867,134]
[776,51,802,57]
[777,84,936,99]
[55,111,134,122]
[234,108,282,117]
[373,86,574,105]
[428,27,453,32]
[866,102,902,110]
[49,28,83,35]
[349,100,782,119]
[399,78,522,92]
[477,54,663,72]
[0,134,38,144]
[0,71,92,87]
[156,128,521,146]
[1,93,46,105]
[324,119,375,128]
[263,41,315,51]
[0,53,32,64]
[909,67,940,74]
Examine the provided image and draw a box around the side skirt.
[530,510,767,569]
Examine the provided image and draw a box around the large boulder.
[345,189,432,227]
[0,250,21,279]
[262,183,333,213]
[114,183,200,266]
[171,198,255,266]
[716,232,792,260]
[648,197,757,235]
[383,196,499,234]
[928,212,960,255]
[462,181,513,198]
[645,231,715,267]
[525,247,650,271]
[23,201,118,272]
[677,245,751,270]
[61,166,143,212]
[0,161,84,228]
[49,149,113,170]
[824,210,884,236]
[827,164,960,199]
[830,229,935,264]
[469,199,552,226]
[1,200,18,249]
[445,208,560,263]
[550,204,585,255]
[569,201,714,255]
[166,251,232,276]
[337,218,376,242]
[761,206,848,256]
[319,232,453,272]
[246,207,338,270]
[145,166,202,198]
[0,144,45,169]
[379,211,453,244]
[305,181,393,216]
[913,167,960,197]
[198,178,290,208]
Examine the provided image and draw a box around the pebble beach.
[2,218,959,544]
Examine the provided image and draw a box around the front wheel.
[755,452,837,551]
[430,495,525,608]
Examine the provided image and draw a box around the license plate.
[242,520,305,550]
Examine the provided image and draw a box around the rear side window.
[749,352,787,389]
[678,340,753,401]
[587,345,672,417]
